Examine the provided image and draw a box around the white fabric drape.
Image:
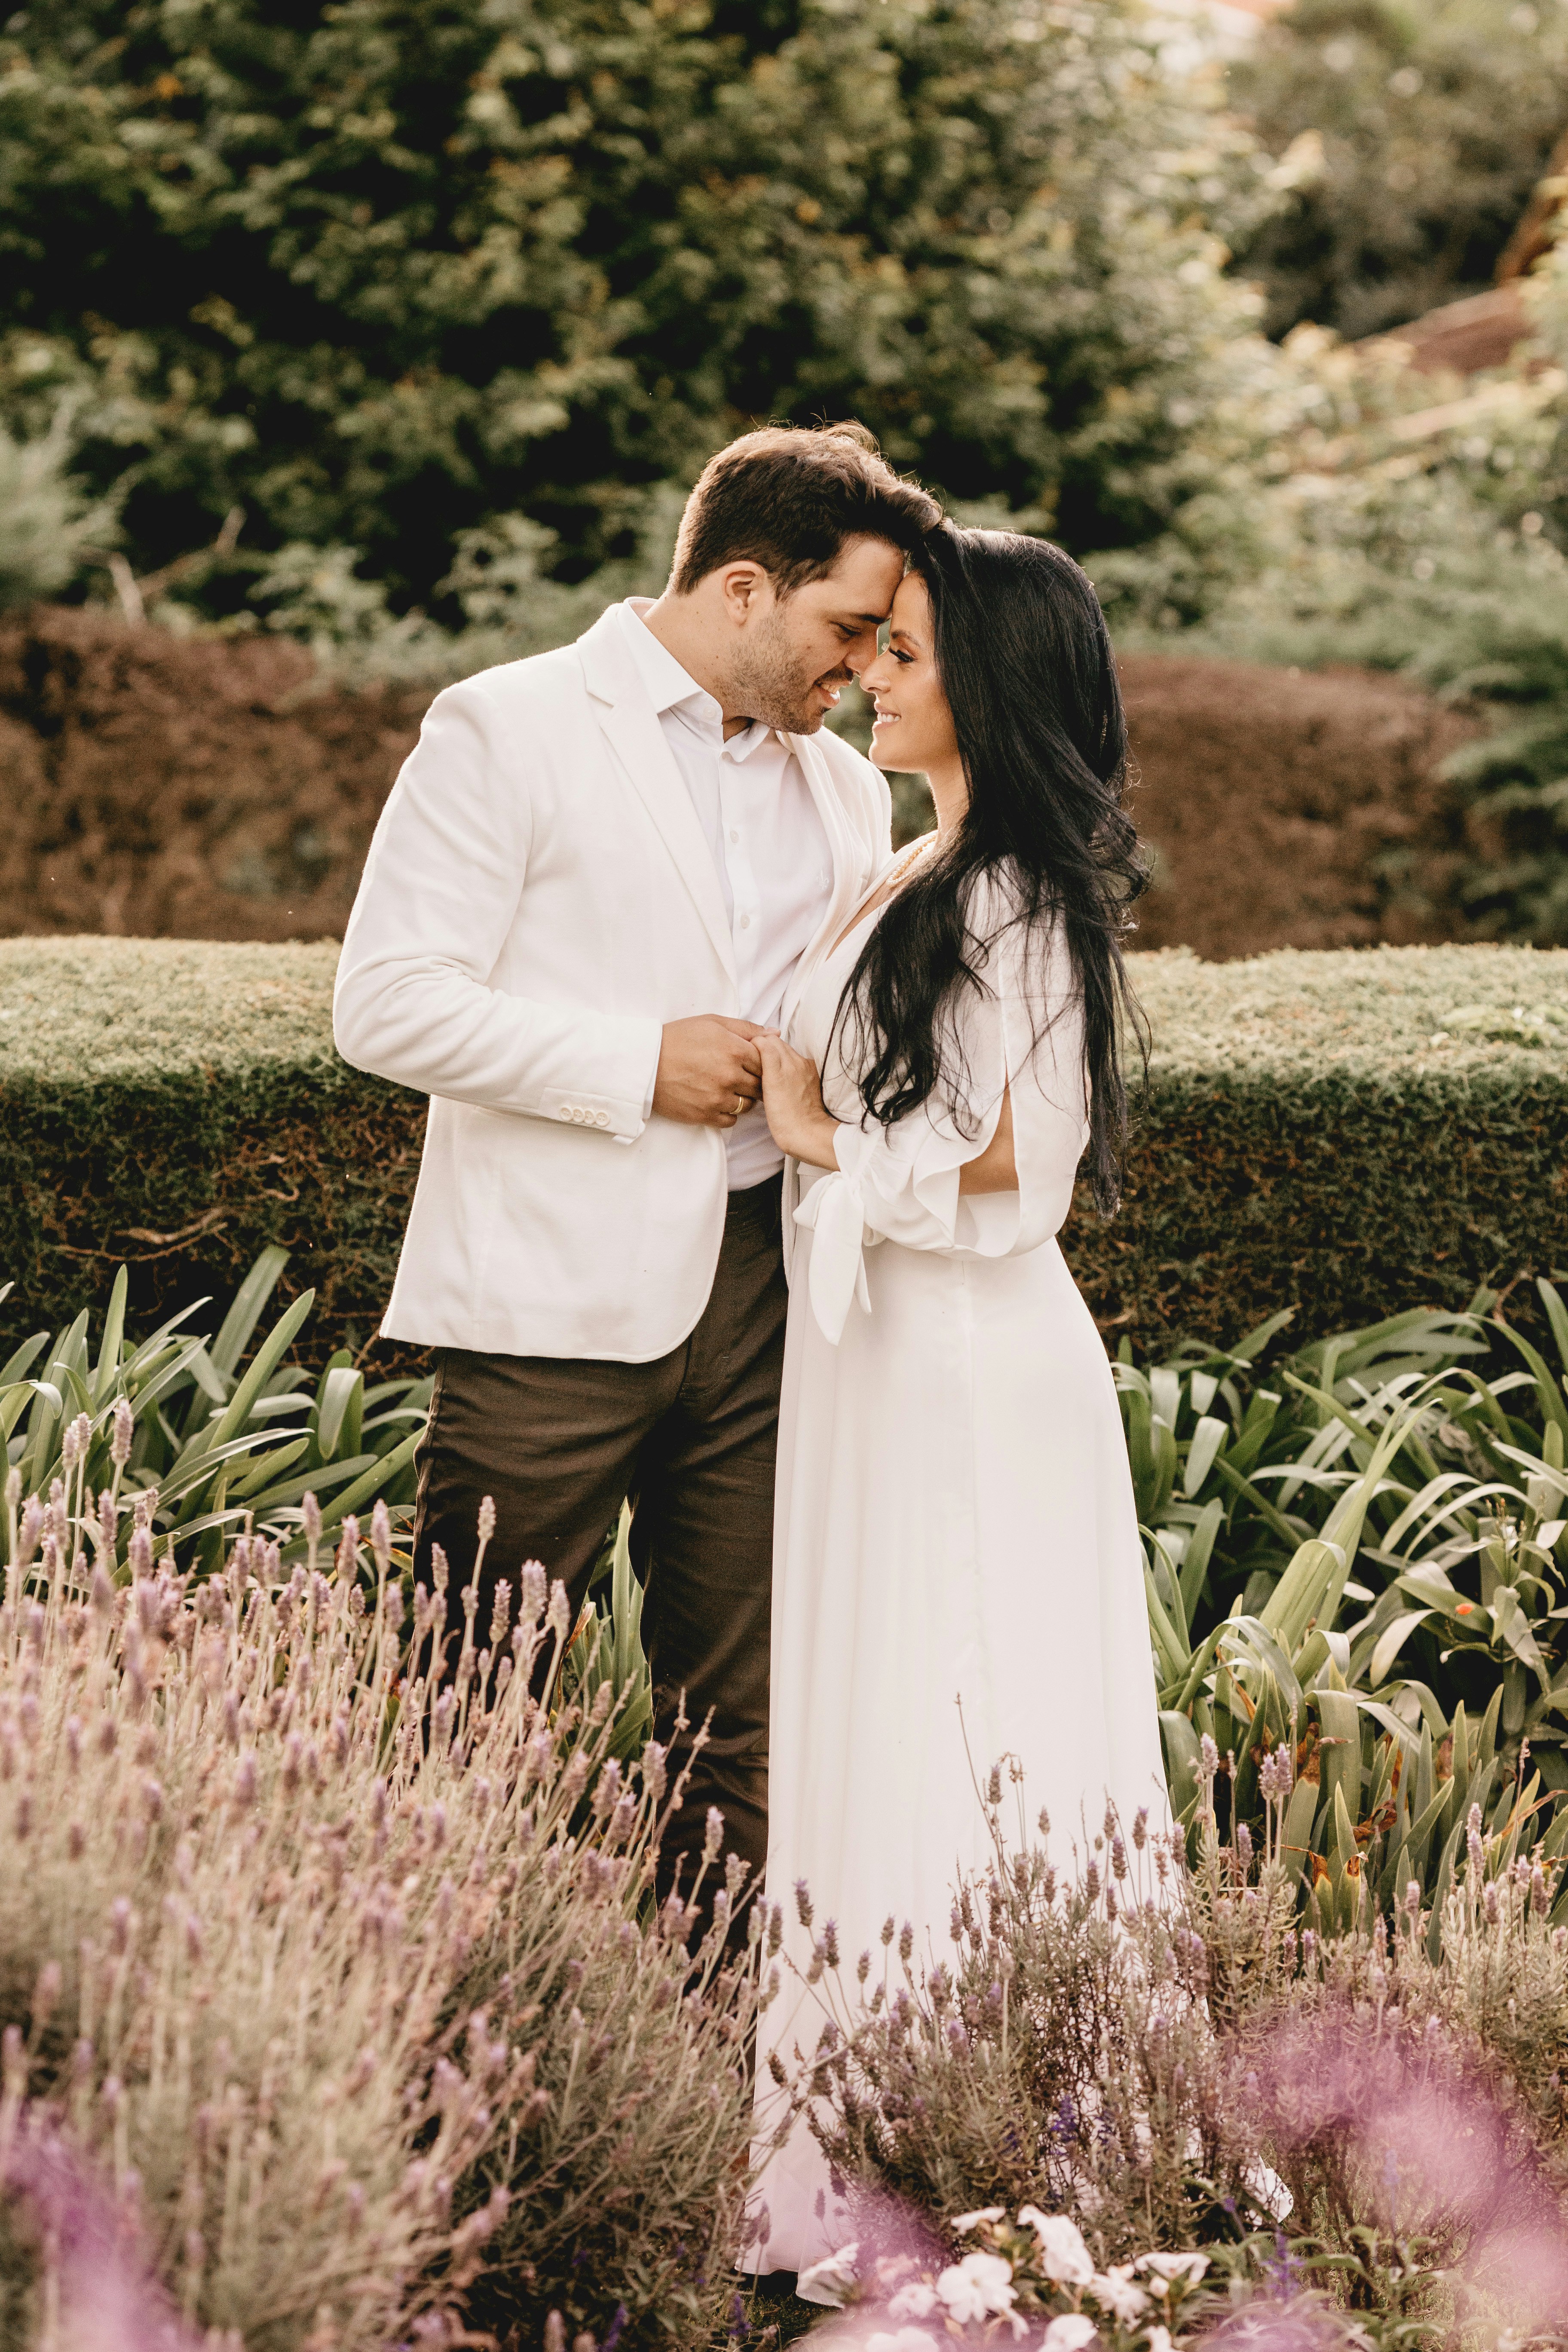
[750,865,1166,2276]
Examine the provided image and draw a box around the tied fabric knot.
[793,1149,881,1345]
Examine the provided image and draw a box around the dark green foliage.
[1229,0,1568,342]
[1124,1292,1568,1920]
[4,936,1565,1366]
[0,937,427,1367]
[1066,941,1568,1354]
[0,0,1265,613]
[2,1251,431,1571]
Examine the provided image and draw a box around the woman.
[749,525,1166,2278]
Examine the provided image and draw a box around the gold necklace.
[830,830,937,956]
[888,831,937,888]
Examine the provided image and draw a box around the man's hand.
[652,1015,767,1128]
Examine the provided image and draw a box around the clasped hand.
[652,1015,767,1128]
[652,1015,839,1169]
[757,1034,839,1170]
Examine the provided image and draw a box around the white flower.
[1042,2318,1099,2352]
[887,2283,939,2321]
[1242,2157,1294,2222]
[1145,2328,1173,2352]
[866,2334,944,2352]
[797,2242,860,2308]
[1090,2265,1149,2323]
[1136,2251,1209,2288]
[952,2205,1007,2232]
[936,2250,1018,2323]
[1017,2209,1095,2285]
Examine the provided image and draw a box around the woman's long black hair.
[835,525,1148,1216]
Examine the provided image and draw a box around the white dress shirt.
[616,599,834,1188]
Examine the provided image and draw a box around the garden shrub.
[0,602,1484,961]
[1228,0,1568,344]
[0,1478,758,2349]
[764,1788,1257,2264]
[3,935,1565,1364]
[0,937,428,1369]
[1197,1813,1568,2334]
[1106,228,1568,944]
[0,0,1271,621]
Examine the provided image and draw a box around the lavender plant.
[0,1475,759,2350]
[1190,1781,1568,2342]
[762,1766,1568,2349]
[756,1772,1262,2266]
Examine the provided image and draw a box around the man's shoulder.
[429,638,588,719]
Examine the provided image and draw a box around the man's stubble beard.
[727,605,848,737]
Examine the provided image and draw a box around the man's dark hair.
[670,421,941,595]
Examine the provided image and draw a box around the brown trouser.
[410,1174,786,1907]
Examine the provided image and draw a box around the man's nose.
[845,626,882,674]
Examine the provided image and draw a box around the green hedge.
[2,937,1566,1365]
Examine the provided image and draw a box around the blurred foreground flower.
[0,2108,202,2352]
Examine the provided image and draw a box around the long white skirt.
[749,1223,1166,2275]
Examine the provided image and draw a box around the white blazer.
[333,603,893,1361]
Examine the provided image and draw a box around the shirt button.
[739,913,750,929]
[729,829,740,843]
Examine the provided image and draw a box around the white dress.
[750,863,1166,2277]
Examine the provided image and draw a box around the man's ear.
[717,560,772,626]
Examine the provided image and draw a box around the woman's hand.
[759,1035,840,1170]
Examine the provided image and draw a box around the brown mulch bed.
[0,606,1484,962]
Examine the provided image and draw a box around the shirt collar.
[619,598,720,726]
[619,598,786,758]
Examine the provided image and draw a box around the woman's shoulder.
[960,857,1035,941]
[960,861,1078,1003]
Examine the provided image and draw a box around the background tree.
[1229,0,1568,343]
[0,0,1270,621]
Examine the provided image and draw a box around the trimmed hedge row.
[2,936,1566,1366]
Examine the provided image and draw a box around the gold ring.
[734,1093,747,1118]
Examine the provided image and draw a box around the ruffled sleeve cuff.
[790,1115,1025,1345]
[790,1131,880,1348]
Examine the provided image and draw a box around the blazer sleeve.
[793,880,1090,1344]
[332,675,662,1140]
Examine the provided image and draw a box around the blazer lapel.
[778,729,875,1032]
[579,612,737,990]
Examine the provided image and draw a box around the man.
[334,422,940,1902]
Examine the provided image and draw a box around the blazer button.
[595,1112,609,1127]
[557,1106,574,1121]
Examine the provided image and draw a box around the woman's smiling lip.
[871,709,900,725]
